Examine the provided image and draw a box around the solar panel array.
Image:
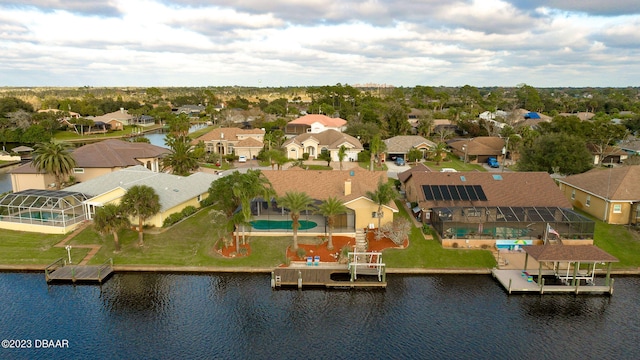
[422,185,487,201]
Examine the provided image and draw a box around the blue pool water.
[251,219,318,230]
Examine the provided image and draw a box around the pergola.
[523,245,619,287]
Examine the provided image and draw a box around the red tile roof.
[287,114,347,127]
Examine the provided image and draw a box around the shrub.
[181,205,197,217]
[357,150,370,163]
[302,152,310,160]
[163,212,183,227]
[296,247,306,259]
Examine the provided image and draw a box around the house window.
[586,195,591,207]
[197,195,202,202]
[613,204,622,213]
[73,168,85,174]
[571,190,575,200]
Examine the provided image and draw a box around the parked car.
[394,157,405,166]
[238,156,247,163]
[487,157,500,168]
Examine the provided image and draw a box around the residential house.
[89,108,135,130]
[384,136,436,161]
[557,166,640,225]
[284,114,347,136]
[283,129,363,161]
[261,168,398,232]
[191,127,265,159]
[9,139,169,192]
[448,137,505,164]
[619,138,640,156]
[587,144,629,165]
[65,165,216,227]
[174,105,206,118]
[558,112,596,121]
[399,170,591,247]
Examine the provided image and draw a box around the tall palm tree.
[316,196,347,250]
[337,145,347,170]
[366,180,398,231]
[232,169,274,248]
[93,203,130,253]
[429,142,449,165]
[120,185,160,247]
[277,191,314,250]
[32,141,77,190]
[369,134,386,172]
[163,135,199,176]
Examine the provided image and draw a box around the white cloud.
[0,0,639,87]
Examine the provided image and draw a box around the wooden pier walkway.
[492,269,614,295]
[45,258,114,284]
[272,264,386,289]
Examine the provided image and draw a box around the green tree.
[407,148,423,163]
[232,169,274,248]
[277,191,314,250]
[32,141,77,190]
[518,133,592,175]
[318,151,332,167]
[163,135,199,176]
[120,185,161,247]
[316,196,347,250]
[366,180,398,230]
[337,145,347,170]
[93,203,130,253]
[429,142,449,165]
[166,113,190,136]
[369,134,386,171]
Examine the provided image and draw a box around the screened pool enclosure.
[0,189,88,228]
[431,206,595,241]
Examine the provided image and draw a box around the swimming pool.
[251,219,318,231]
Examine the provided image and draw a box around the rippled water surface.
[1,273,639,360]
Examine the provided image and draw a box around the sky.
[1,0,639,88]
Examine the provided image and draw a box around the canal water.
[1,272,638,359]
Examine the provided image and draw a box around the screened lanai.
[431,206,595,241]
[0,189,88,229]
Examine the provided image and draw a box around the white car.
[238,156,247,163]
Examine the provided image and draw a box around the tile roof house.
[399,170,589,247]
[88,108,135,130]
[282,129,363,161]
[9,139,170,192]
[191,127,265,159]
[384,136,436,161]
[262,168,398,231]
[448,137,505,164]
[285,114,347,136]
[65,165,217,228]
[557,166,640,225]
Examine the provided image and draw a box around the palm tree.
[32,141,77,190]
[337,145,347,170]
[93,203,130,253]
[316,196,347,250]
[163,135,199,176]
[369,134,386,171]
[120,185,160,247]
[232,169,274,248]
[429,142,449,165]
[277,191,314,250]
[366,180,398,231]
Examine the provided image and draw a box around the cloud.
[508,0,640,16]
[0,0,122,16]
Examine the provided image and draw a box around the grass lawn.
[0,232,71,265]
[594,222,640,269]
[418,157,485,172]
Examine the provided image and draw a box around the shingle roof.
[558,166,640,201]
[384,136,436,153]
[397,163,433,183]
[236,137,264,147]
[192,127,265,142]
[283,129,363,149]
[65,166,216,211]
[449,137,505,156]
[287,114,347,127]
[261,167,397,210]
[404,171,571,208]
[524,245,618,262]
[72,139,170,168]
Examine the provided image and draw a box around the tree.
[337,145,347,170]
[162,135,199,176]
[428,142,449,165]
[316,197,347,250]
[518,133,592,175]
[318,151,332,167]
[32,141,77,190]
[232,169,274,248]
[277,191,314,250]
[407,148,423,163]
[366,180,398,231]
[369,134,386,171]
[120,185,161,246]
[93,203,130,253]
[166,113,190,136]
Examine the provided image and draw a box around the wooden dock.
[492,269,614,295]
[45,258,114,284]
[272,264,387,289]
